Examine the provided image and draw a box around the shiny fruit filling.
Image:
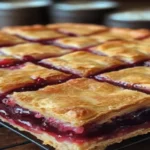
[1,97,150,142]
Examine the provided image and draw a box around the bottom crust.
[1,116,150,150]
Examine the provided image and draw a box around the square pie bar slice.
[0,31,26,47]
[0,43,71,61]
[2,25,66,42]
[47,23,108,36]
[54,37,99,49]
[0,62,70,95]
[89,31,131,43]
[90,40,149,64]
[96,66,150,94]
[89,28,150,42]
[110,28,150,39]
[1,78,150,150]
[40,51,124,77]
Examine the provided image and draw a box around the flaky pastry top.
[90,40,149,63]
[41,51,124,77]
[0,43,71,60]
[0,62,70,93]
[10,78,150,127]
[47,23,108,35]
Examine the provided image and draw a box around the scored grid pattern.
[0,23,150,150]
[0,23,150,94]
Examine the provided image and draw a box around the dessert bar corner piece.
[0,62,71,94]
[1,78,150,150]
[0,43,71,61]
[40,51,124,77]
[96,66,150,93]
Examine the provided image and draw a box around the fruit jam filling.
[0,59,23,68]
[1,97,150,142]
[0,77,70,100]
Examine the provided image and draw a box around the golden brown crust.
[55,37,99,49]
[0,31,26,46]
[99,66,150,91]
[41,51,123,77]
[14,30,65,40]
[0,43,71,60]
[2,26,66,40]
[0,62,70,93]
[1,23,150,150]
[90,40,149,64]
[111,27,150,39]
[46,23,108,36]
[89,31,133,42]
[10,78,150,127]
[2,24,48,34]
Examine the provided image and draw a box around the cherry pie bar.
[0,31,26,47]
[0,23,150,150]
[0,62,71,95]
[46,23,108,36]
[54,37,99,49]
[40,51,124,77]
[90,40,149,64]
[0,43,71,61]
[96,66,150,94]
[2,25,66,42]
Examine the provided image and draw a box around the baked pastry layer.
[0,23,150,150]
[54,37,99,49]
[2,26,66,41]
[40,51,124,77]
[0,62,70,94]
[0,43,71,60]
[2,114,150,150]
[96,66,150,93]
[47,23,108,36]
[9,78,150,126]
[2,79,150,150]
[90,40,149,64]
[0,31,26,46]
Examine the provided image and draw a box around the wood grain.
[5,143,41,150]
[0,127,28,149]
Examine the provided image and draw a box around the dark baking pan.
[1,120,150,150]
[50,1,119,24]
[0,0,51,28]
[105,10,150,29]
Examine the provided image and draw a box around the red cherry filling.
[0,59,23,68]
[11,77,71,94]
[1,97,150,143]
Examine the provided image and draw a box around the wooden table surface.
[0,125,150,150]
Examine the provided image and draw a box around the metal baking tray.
[1,120,150,150]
